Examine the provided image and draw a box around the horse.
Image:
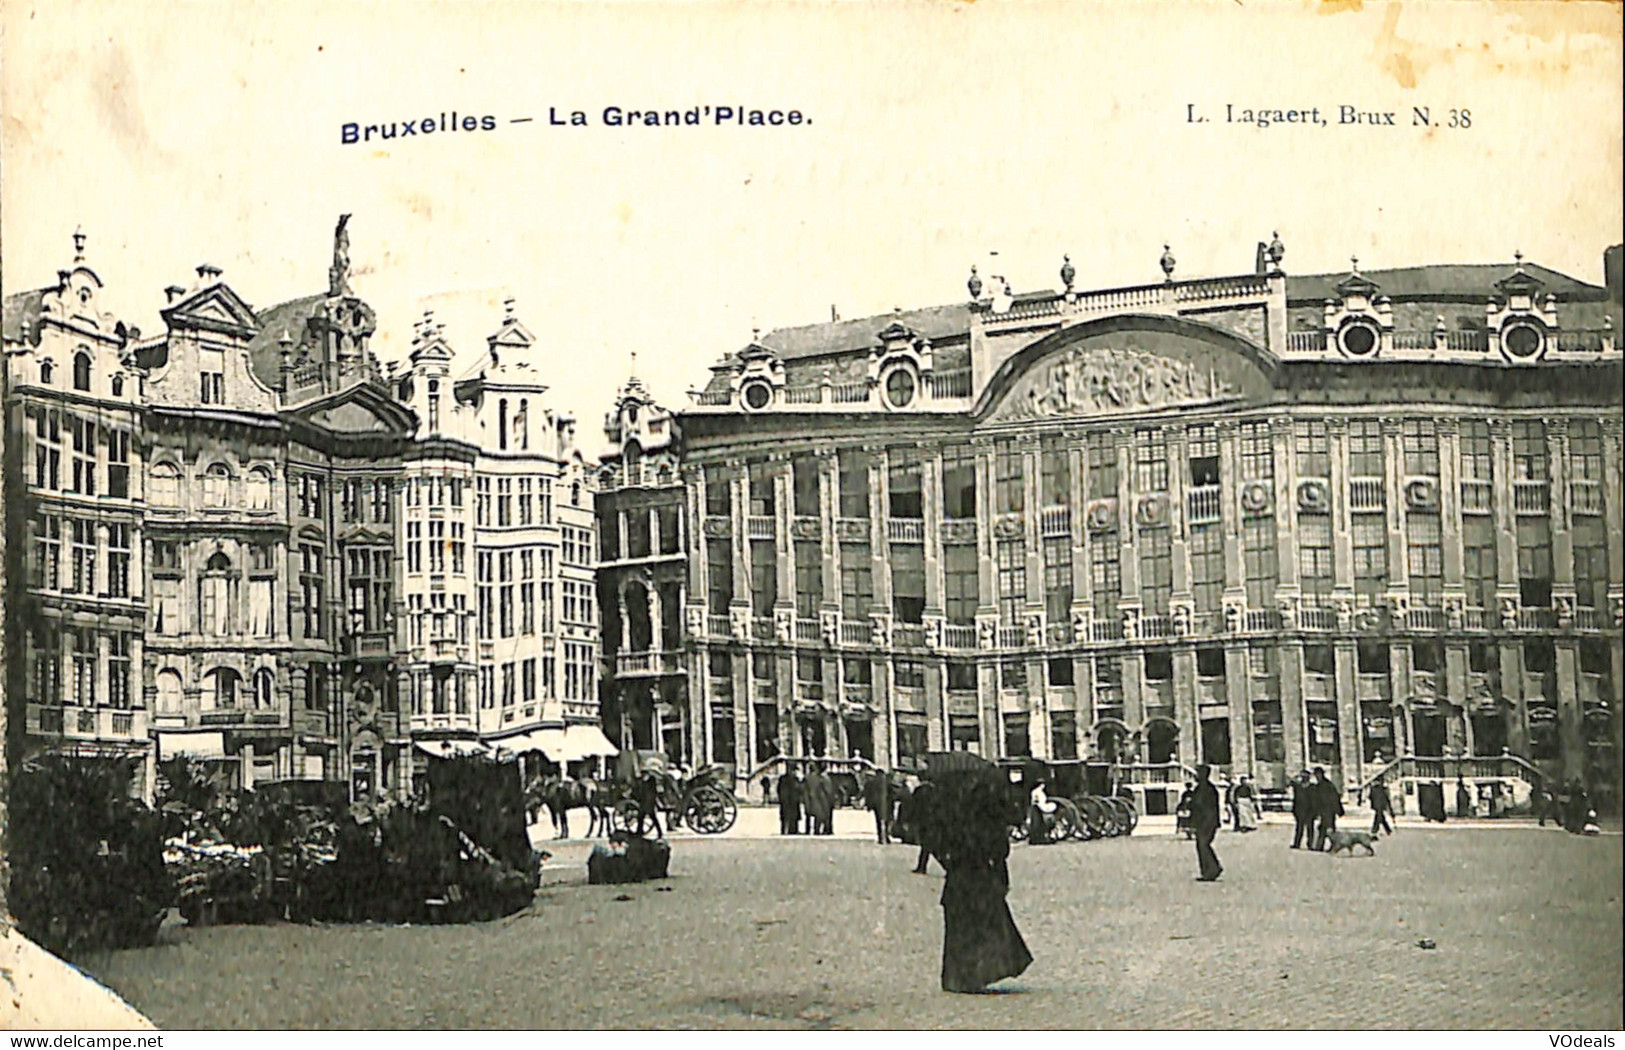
[528,774,610,839]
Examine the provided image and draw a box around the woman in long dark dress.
[935,770,1033,993]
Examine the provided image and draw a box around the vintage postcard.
[1,0,1621,1036]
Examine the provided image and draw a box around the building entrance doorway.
[1146,720,1179,764]
[1413,711,1446,757]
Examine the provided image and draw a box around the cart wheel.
[1106,796,1136,836]
[1054,798,1085,841]
[1010,814,1031,843]
[1076,796,1108,839]
[614,799,649,836]
[685,786,737,835]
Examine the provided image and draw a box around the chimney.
[196,264,223,286]
[165,285,186,304]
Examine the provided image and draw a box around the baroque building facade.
[3,220,605,801]
[644,240,1623,812]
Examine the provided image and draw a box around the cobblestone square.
[83,821,1622,1030]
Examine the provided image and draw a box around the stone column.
[1556,639,1583,778]
[821,453,840,616]
[774,456,794,613]
[1219,422,1245,612]
[1383,418,1409,591]
[1438,418,1466,592]
[1445,644,1470,755]
[1490,420,1519,591]
[1168,426,1191,601]
[1279,641,1307,769]
[974,440,997,617]
[1226,643,1253,773]
[1500,641,1529,757]
[1333,641,1361,780]
[1601,417,1624,595]
[870,447,891,616]
[1272,417,1301,588]
[923,448,944,615]
[1328,418,1353,591]
[1022,438,1043,608]
[1547,419,1575,596]
[1172,649,1198,767]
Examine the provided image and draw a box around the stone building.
[3,233,153,795]
[666,240,1623,811]
[594,371,688,758]
[450,304,610,768]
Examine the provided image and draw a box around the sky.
[3,1,1621,448]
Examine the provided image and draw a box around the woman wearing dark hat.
[935,768,1033,993]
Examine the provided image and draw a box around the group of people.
[772,766,840,835]
[1175,774,1261,837]
[1535,780,1602,835]
[1290,767,1350,850]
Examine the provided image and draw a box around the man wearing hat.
[1189,763,1223,881]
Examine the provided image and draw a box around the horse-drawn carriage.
[607,750,740,836]
[999,758,1139,842]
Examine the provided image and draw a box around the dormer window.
[1503,321,1545,361]
[741,380,773,411]
[884,367,917,409]
[1338,320,1379,357]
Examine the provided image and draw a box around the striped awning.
[490,728,567,760]
[413,738,492,759]
[558,725,620,761]
[158,731,227,759]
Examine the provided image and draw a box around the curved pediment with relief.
[977,315,1276,424]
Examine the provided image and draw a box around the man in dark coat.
[1368,778,1395,836]
[778,769,804,835]
[1189,764,1223,881]
[1289,770,1314,849]
[1310,767,1342,850]
[863,771,893,844]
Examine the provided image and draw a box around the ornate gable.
[163,284,260,340]
[289,382,418,439]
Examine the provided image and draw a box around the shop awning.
[559,725,620,761]
[490,728,567,760]
[158,731,227,759]
[414,738,492,759]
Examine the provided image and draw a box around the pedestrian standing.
[864,770,893,844]
[1175,782,1195,840]
[805,767,834,835]
[1223,776,1239,831]
[1369,778,1395,836]
[1309,767,1340,850]
[1455,776,1474,819]
[778,769,804,835]
[1289,770,1313,849]
[1189,764,1223,881]
[1233,775,1259,832]
[935,767,1033,993]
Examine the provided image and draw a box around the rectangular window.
[69,417,95,496]
[995,440,1025,514]
[501,662,515,709]
[1086,432,1118,499]
[1144,649,1173,681]
[838,449,871,518]
[888,449,923,519]
[1348,419,1384,478]
[947,660,977,692]
[517,478,534,526]
[407,522,422,573]
[33,514,61,590]
[840,542,873,620]
[1463,516,1497,610]
[1351,512,1387,598]
[705,470,730,517]
[497,478,512,526]
[428,520,445,572]
[1247,644,1275,678]
[69,519,95,595]
[1295,420,1329,478]
[1090,539,1121,618]
[844,657,871,685]
[891,542,925,624]
[32,624,61,704]
[34,409,61,490]
[1242,517,1277,609]
[1304,644,1335,676]
[1139,527,1172,616]
[1043,536,1072,625]
[1187,423,1219,487]
[521,582,535,635]
[1135,429,1168,493]
[499,551,515,636]
[894,659,925,689]
[372,479,391,522]
[341,478,362,523]
[477,551,494,638]
[748,461,775,517]
[522,658,537,703]
[1575,517,1609,610]
[1040,437,1071,507]
[626,510,651,558]
[1189,523,1224,613]
[1517,517,1553,607]
[1460,420,1494,482]
[944,543,978,626]
[795,540,822,618]
[707,537,733,610]
[1048,656,1074,687]
[941,445,976,519]
[1512,421,1548,481]
[72,628,96,706]
[1298,513,1333,598]
[996,539,1026,621]
[1569,419,1603,484]
[792,455,820,517]
[1252,699,1284,762]
[476,477,491,526]
[1402,419,1439,477]
[108,632,133,709]
[103,523,130,599]
[999,661,1026,691]
[1407,512,1443,600]
[107,429,131,498]
[1239,421,1273,482]
[751,538,777,617]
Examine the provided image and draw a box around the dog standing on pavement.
[1325,828,1378,856]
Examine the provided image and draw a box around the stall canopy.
[559,725,620,762]
[490,728,567,761]
[158,731,227,759]
[414,738,493,759]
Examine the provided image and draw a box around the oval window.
[1340,323,1378,357]
[1503,323,1542,359]
[742,382,772,410]
[885,368,916,408]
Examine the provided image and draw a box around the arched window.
[203,463,233,507]
[111,375,124,397]
[427,379,440,432]
[571,482,581,506]
[253,668,275,709]
[498,399,509,450]
[155,669,183,714]
[203,667,240,709]
[247,467,272,511]
[149,462,180,506]
[517,398,529,450]
[73,351,92,392]
[39,360,53,385]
